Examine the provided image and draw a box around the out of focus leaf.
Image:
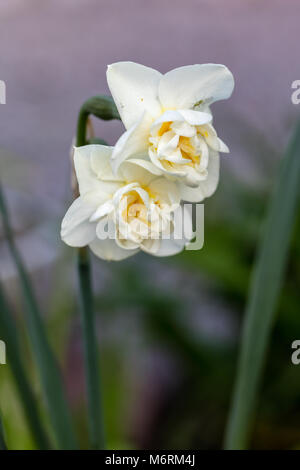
[0,282,50,449]
[0,183,77,450]
[0,416,7,450]
[224,120,300,449]
[178,223,250,297]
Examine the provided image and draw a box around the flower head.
[107,61,234,202]
[61,145,192,260]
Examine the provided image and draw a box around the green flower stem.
[0,183,77,450]
[224,119,300,449]
[76,95,119,148]
[77,247,105,449]
[76,108,89,147]
[75,96,118,449]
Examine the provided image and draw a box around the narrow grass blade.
[0,183,77,449]
[224,120,300,449]
[0,416,7,450]
[0,282,50,449]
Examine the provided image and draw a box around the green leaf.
[0,282,50,449]
[224,120,300,449]
[0,184,77,450]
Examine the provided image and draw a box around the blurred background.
[0,0,300,450]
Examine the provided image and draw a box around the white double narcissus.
[107,61,234,202]
[61,145,192,261]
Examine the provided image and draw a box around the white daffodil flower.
[61,145,193,261]
[107,61,234,202]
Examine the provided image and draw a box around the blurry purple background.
[1,0,299,276]
[0,0,300,450]
[0,0,299,197]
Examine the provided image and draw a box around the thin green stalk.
[0,184,77,449]
[76,108,89,147]
[0,282,50,449]
[74,95,118,449]
[224,120,300,449]
[0,417,7,450]
[77,248,105,449]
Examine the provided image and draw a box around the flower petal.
[111,112,151,174]
[143,204,193,257]
[148,177,180,205]
[171,121,196,137]
[148,148,186,178]
[89,200,114,222]
[148,238,185,257]
[217,138,229,153]
[178,109,212,126]
[151,110,184,130]
[89,237,138,261]
[74,145,122,204]
[113,182,139,205]
[200,124,229,153]
[140,238,160,255]
[115,236,140,251]
[159,64,234,110]
[179,150,220,202]
[124,157,162,176]
[107,61,162,129]
[90,146,122,181]
[61,197,96,247]
[119,159,157,187]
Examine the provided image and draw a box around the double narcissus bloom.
[107,62,234,202]
[61,62,234,260]
[61,145,192,260]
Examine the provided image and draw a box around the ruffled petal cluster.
[61,62,234,260]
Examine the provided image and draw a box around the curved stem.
[76,108,89,147]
